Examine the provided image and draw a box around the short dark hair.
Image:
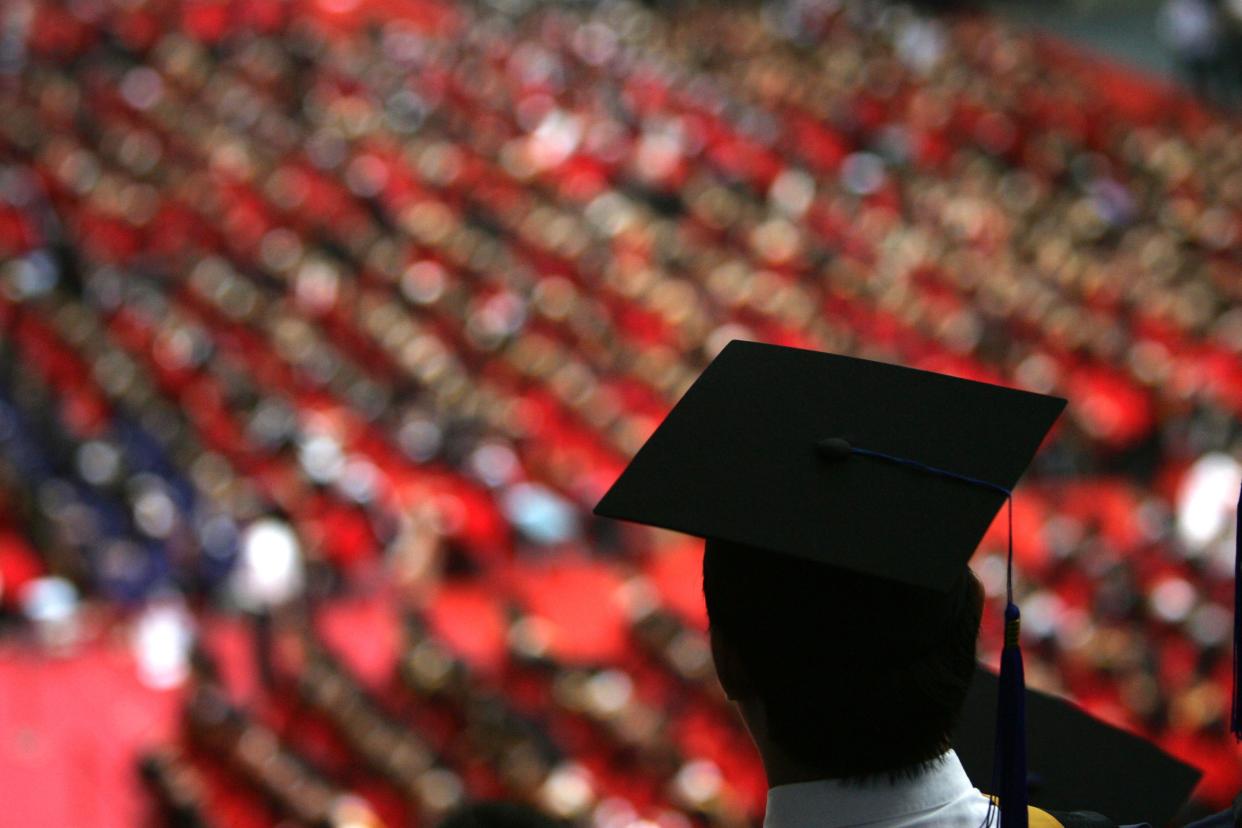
[702,539,984,781]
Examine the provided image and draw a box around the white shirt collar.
[763,750,984,828]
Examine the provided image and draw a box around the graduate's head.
[702,538,985,781]
[593,341,1065,787]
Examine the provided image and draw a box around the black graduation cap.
[595,340,1065,591]
[955,666,1202,826]
[595,340,1068,827]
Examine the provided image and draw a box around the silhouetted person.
[594,341,1205,827]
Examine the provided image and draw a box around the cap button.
[815,437,853,461]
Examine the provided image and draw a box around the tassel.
[988,492,1028,827]
[995,602,1028,828]
[1232,481,1242,741]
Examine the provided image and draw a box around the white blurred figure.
[21,576,81,653]
[131,597,195,689]
[1159,0,1225,101]
[230,517,305,611]
[893,15,946,77]
[501,482,581,546]
[1176,451,1241,576]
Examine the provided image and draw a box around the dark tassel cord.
[981,496,1027,828]
[997,492,1028,828]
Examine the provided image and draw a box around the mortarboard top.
[955,666,1202,825]
[594,340,1066,592]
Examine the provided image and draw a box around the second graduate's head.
[702,538,985,783]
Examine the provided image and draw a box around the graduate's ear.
[709,626,756,702]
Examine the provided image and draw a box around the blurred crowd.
[2,0,1242,822]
